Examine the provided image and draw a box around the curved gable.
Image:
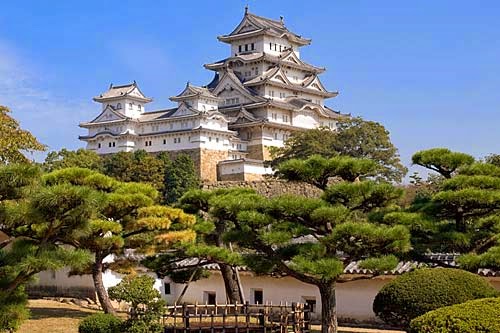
[213,71,261,103]
[90,105,126,123]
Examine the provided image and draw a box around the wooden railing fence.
[163,302,311,333]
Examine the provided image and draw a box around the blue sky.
[1,1,499,177]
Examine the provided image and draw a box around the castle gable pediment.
[213,71,261,103]
[169,102,199,118]
[303,76,327,92]
[90,105,126,123]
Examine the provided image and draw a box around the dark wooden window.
[206,292,216,305]
[254,290,263,304]
[164,283,171,295]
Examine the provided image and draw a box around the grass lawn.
[18,299,98,333]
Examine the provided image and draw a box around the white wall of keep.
[100,99,145,118]
[230,37,264,56]
[263,36,299,57]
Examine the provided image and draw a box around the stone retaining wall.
[201,180,323,198]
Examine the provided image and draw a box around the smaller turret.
[93,81,152,118]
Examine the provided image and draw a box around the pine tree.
[0,164,94,330]
[390,148,500,268]
[43,167,197,315]
[178,156,410,333]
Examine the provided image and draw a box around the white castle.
[79,8,345,181]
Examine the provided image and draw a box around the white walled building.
[80,8,346,181]
[31,257,500,324]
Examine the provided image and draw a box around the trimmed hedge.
[410,297,500,332]
[373,268,499,327]
[78,313,122,333]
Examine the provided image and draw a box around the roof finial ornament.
[109,83,113,89]
[245,4,249,14]
[133,80,136,85]
[186,81,190,87]
[280,15,284,24]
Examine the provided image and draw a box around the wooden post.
[222,308,227,333]
[183,304,190,333]
[235,304,239,333]
[244,301,250,333]
[258,309,265,328]
[210,311,215,333]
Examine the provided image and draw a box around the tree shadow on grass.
[29,307,95,320]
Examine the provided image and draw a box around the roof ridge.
[111,82,135,89]
[247,12,284,26]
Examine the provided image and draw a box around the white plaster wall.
[35,268,94,289]
[292,110,319,129]
[219,161,244,175]
[244,163,272,175]
[230,37,264,56]
[168,272,387,321]
[263,36,298,57]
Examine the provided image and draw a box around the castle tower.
[204,7,343,161]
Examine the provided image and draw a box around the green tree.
[0,105,46,164]
[270,117,407,182]
[164,153,200,204]
[109,275,165,333]
[0,164,94,331]
[181,157,410,333]
[412,148,474,179]
[102,150,167,193]
[43,148,103,172]
[43,168,196,315]
[387,148,500,268]
[485,153,500,167]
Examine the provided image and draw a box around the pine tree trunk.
[220,263,242,304]
[214,222,242,304]
[319,281,338,333]
[92,255,116,315]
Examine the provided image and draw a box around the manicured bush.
[410,297,500,332]
[78,313,122,333]
[373,268,499,327]
[108,275,165,333]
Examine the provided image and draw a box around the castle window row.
[221,97,240,106]
[238,43,255,53]
[269,43,286,52]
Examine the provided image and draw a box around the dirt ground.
[18,299,97,333]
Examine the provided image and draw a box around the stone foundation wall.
[201,180,323,198]
[217,173,266,181]
[246,144,265,160]
[200,149,229,182]
[161,148,228,182]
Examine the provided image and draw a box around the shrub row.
[410,297,500,333]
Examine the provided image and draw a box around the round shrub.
[373,268,499,327]
[410,297,500,332]
[78,313,123,333]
